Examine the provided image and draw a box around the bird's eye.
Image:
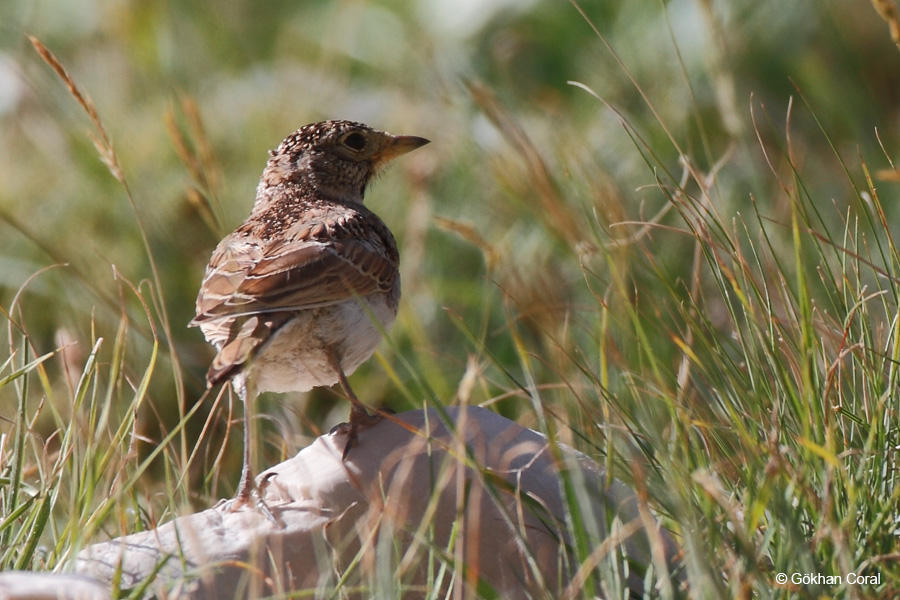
[342,132,368,152]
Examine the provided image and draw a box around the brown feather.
[190,120,425,390]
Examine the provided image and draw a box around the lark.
[190,120,429,509]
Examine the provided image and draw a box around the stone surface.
[0,572,109,600]
[39,407,680,598]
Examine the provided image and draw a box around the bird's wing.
[240,236,396,308]
[190,214,398,386]
[191,235,397,327]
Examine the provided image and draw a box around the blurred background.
[2,0,900,522]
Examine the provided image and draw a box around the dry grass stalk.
[871,0,900,51]
[28,36,123,183]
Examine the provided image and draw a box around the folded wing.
[191,224,397,385]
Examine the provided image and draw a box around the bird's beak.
[376,135,430,165]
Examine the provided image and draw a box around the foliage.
[2,0,900,597]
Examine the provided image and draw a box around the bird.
[190,120,429,510]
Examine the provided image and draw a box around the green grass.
[3,0,900,597]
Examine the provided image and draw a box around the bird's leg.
[234,385,256,505]
[327,348,383,459]
[219,377,276,523]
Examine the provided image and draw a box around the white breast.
[249,295,397,395]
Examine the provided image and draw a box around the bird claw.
[330,419,365,460]
[216,473,280,526]
[330,406,388,460]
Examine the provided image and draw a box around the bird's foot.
[215,471,279,525]
[330,406,392,460]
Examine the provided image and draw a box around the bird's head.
[261,120,430,203]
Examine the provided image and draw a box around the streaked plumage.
[191,120,428,510]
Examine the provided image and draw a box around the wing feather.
[192,238,396,324]
[190,213,398,385]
